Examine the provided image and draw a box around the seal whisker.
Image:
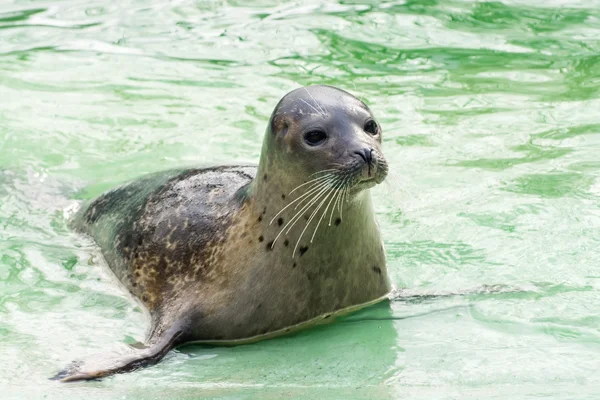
[337,175,351,220]
[311,176,345,243]
[286,183,332,235]
[293,184,339,256]
[300,98,325,117]
[269,176,335,225]
[328,178,344,227]
[289,173,333,195]
[271,180,334,247]
[271,187,329,250]
[328,162,345,168]
[308,169,338,178]
[292,177,336,211]
[288,177,336,214]
[330,175,350,226]
[303,87,326,116]
[340,179,351,221]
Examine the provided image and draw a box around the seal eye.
[364,120,379,136]
[304,130,327,146]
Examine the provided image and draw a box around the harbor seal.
[53,85,391,382]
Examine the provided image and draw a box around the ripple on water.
[2,0,600,398]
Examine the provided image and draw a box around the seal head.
[254,85,388,200]
[247,85,389,258]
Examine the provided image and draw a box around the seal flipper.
[51,321,187,382]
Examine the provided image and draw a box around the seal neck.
[247,146,309,208]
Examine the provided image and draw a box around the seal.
[53,85,391,382]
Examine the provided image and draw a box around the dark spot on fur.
[258,215,262,222]
[131,282,137,287]
[292,262,296,268]
[262,207,267,215]
[286,328,291,332]
[335,218,341,226]
[138,237,143,246]
[281,194,286,200]
[304,215,309,221]
[277,217,283,226]
[373,266,382,275]
[142,295,148,302]
[299,246,308,256]
[324,314,331,319]
[284,239,289,247]
[135,271,140,277]
[258,235,264,242]
[266,241,274,251]
[263,174,268,181]
[257,304,262,309]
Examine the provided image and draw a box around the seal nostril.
[354,150,367,163]
[354,148,373,164]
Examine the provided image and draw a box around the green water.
[2,0,600,398]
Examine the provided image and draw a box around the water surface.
[2,0,600,398]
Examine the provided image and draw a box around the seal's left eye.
[304,130,327,146]
[364,120,379,136]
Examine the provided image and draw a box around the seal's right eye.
[304,130,327,146]
[364,120,379,136]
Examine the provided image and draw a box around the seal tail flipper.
[50,323,186,382]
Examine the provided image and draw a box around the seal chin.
[349,172,385,194]
[356,179,377,190]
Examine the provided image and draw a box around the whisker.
[330,175,349,226]
[340,181,350,221]
[289,173,333,195]
[328,181,342,227]
[270,176,334,225]
[310,177,345,243]
[293,178,336,212]
[286,184,331,235]
[303,87,326,116]
[271,180,333,247]
[300,98,323,116]
[293,184,338,256]
[328,162,346,168]
[308,169,338,178]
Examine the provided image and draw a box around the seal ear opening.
[270,114,289,137]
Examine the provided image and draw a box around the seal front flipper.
[51,319,188,382]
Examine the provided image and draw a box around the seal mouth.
[351,176,378,192]
[343,156,388,191]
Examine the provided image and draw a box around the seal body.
[55,85,391,381]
